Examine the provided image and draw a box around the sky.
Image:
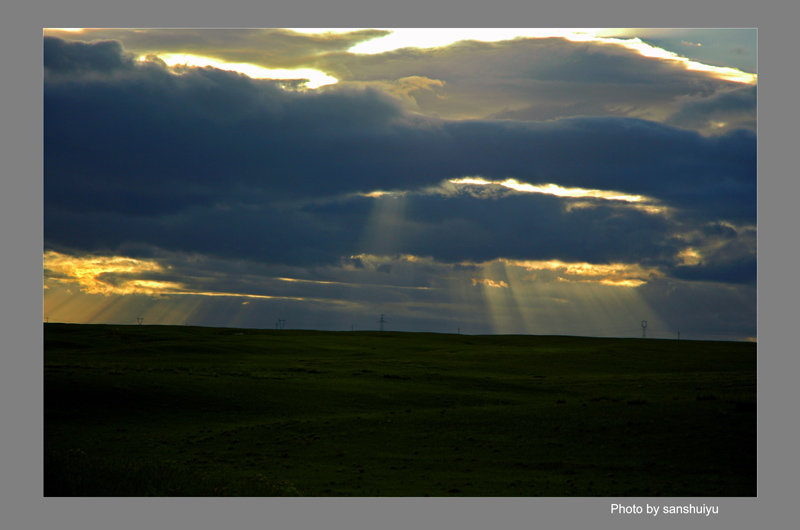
[42,28,757,341]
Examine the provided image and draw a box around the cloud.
[472,278,509,288]
[666,84,757,134]
[44,40,755,201]
[46,30,756,130]
[44,177,753,288]
[671,258,756,285]
[42,34,756,338]
[597,29,757,75]
[321,35,754,125]
[667,221,757,284]
[44,37,755,278]
[44,36,137,74]
[45,29,391,70]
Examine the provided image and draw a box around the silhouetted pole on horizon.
[378,314,386,332]
[137,317,144,325]
[641,320,647,338]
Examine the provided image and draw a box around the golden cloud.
[43,250,181,296]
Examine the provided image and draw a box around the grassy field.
[43,323,756,497]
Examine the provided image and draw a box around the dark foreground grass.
[43,323,756,497]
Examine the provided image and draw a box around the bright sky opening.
[152,53,338,88]
[449,177,648,203]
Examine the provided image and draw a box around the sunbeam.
[360,193,409,257]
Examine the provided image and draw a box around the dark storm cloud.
[44,43,409,210]
[43,36,137,74]
[44,197,369,267]
[391,192,680,266]
[668,221,757,284]
[44,175,724,282]
[44,37,755,285]
[44,43,755,209]
[671,258,756,285]
[666,84,757,133]
[435,118,755,224]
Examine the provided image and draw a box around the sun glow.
[347,28,600,54]
[472,278,509,289]
[677,247,703,266]
[499,258,662,286]
[43,250,356,303]
[43,249,672,334]
[43,250,177,296]
[150,53,338,88]
[449,177,650,203]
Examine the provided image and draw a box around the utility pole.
[641,320,647,338]
[378,314,386,332]
[276,319,286,330]
[137,317,144,325]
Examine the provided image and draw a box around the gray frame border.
[6,1,791,528]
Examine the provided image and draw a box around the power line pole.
[137,317,144,325]
[641,320,647,338]
[378,314,386,332]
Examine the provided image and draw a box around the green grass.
[43,323,756,497]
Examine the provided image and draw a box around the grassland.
[43,323,756,497]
